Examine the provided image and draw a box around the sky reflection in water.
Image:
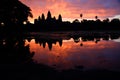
[25,35,120,71]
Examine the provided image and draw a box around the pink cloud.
[20,0,120,22]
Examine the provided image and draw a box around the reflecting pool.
[25,31,120,71]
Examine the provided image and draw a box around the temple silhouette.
[0,0,120,32]
[28,11,120,31]
[0,1,120,80]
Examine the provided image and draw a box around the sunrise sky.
[20,0,120,22]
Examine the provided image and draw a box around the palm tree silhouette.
[95,16,98,20]
[80,14,83,20]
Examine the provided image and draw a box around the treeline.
[24,11,120,31]
[0,0,120,32]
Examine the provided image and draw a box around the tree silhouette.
[80,14,83,20]
[73,19,80,23]
[103,18,109,23]
[95,16,98,20]
[0,0,33,25]
[111,18,120,26]
[111,18,120,23]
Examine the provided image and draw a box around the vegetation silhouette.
[0,0,120,32]
[0,1,120,80]
[0,0,32,27]
[0,0,33,36]
[24,11,120,32]
[80,13,83,20]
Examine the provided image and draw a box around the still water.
[25,31,120,71]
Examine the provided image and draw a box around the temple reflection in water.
[25,31,120,50]
[23,31,120,70]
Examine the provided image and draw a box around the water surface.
[25,31,120,71]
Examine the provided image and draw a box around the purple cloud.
[20,0,120,22]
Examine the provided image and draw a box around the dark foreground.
[0,31,120,80]
[0,64,120,80]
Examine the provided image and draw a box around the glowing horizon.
[20,0,120,23]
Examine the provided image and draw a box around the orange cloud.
[25,39,120,70]
[20,0,120,22]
